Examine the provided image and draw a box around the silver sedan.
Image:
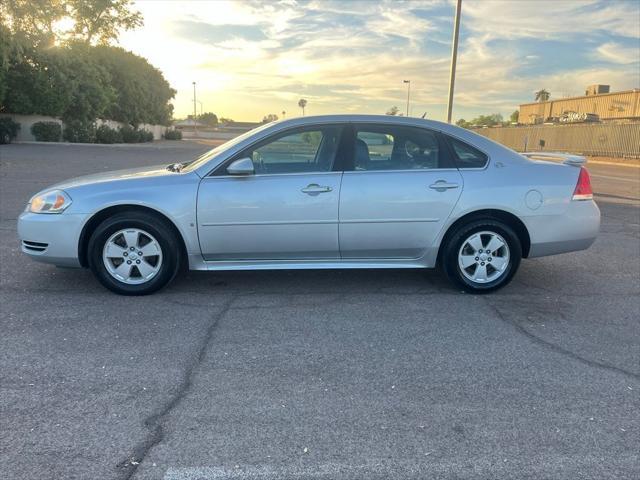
[18,115,600,295]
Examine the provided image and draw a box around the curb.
[586,160,640,169]
[8,140,191,148]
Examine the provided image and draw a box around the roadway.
[0,142,638,480]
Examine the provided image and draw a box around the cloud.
[595,42,640,64]
[121,0,640,121]
[461,0,640,41]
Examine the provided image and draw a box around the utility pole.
[192,81,197,136]
[446,0,462,123]
[403,80,411,116]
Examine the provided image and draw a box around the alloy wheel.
[457,230,510,284]
[102,228,163,284]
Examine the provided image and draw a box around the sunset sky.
[119,0,640,122]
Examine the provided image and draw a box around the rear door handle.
[429,180,459,192]
[301,184,333,195]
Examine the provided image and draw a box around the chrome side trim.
[201,218,439,226]
[342,168,460,175]
[340,218,439,224]
[201,220,335,227]
[206,171,340,180]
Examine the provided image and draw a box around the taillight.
[572,167,593,200]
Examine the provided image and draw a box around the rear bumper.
[525,200,600,258]
[18,212,88,267]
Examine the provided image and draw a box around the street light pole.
[192,81,197,136]
[446,0,462,123]
[403,80,411,116]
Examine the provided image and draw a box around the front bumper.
[525,199,601,258]
[17,212,89,267]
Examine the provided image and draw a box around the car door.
[197,125,345,261]
[339,123,463,259]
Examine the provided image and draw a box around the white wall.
[181,130,240,140]
[0,114,167,142]
[0,114,63,142]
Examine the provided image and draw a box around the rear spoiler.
[521,152,587,166]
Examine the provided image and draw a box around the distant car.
[18,115,600,295]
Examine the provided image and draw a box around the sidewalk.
[585,156,640,168]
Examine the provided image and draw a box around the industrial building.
[518,85,640,125]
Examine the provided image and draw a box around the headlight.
[28,190,72,214]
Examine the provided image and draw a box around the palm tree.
[298,98,307,116]
[534,89,550,102]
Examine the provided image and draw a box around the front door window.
[241,126,342,174]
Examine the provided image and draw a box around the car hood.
[50,164,177,190]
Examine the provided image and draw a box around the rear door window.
[448,137,489,168]
[354,125,449,171]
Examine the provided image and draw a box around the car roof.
[270,114,449,130]
[192,114,528,176]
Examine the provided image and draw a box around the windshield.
[181,122,275,173]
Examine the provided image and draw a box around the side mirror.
[226,157,255,175]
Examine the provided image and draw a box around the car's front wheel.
[88,212,181,295]
[441,219,522,293]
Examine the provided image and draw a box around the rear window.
[449,138,488,169]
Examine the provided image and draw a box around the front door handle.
[429,180,459,192]
[301,184,333,195]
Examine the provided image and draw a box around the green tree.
[2,47,72,117]
[510,110,519,123]
[0,0,141,46]
[386,106,400,116]
[262,113,278,123]
[67,0,143,44]
[0,24,12,107]
[3,43,114,122]
[1,2,174,126]
[534,89,550,102]
[92,45,175,125]
[199,112,218,126]
[456,114,505,129]
[59,42,115,122]
[0,0,65,48]
[298,98,307,116]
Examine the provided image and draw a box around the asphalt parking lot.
[1,142,639,480]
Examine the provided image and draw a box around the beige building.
[518,85,640,125]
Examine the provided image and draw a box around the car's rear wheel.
[441,219,522,293]
[88,212,181,295]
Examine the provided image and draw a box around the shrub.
[140,129,154,142]
[0,117,21,144]
[63,120,96,143]
[31,121,62,142]
[120,125,153,143]
[163,129,182,140]
[119,124,139,143]
[95,124,123,144]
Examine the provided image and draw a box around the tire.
[87,211,181,295]
[441,219,522,293]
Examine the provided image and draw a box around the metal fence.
[473,122,640,158]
